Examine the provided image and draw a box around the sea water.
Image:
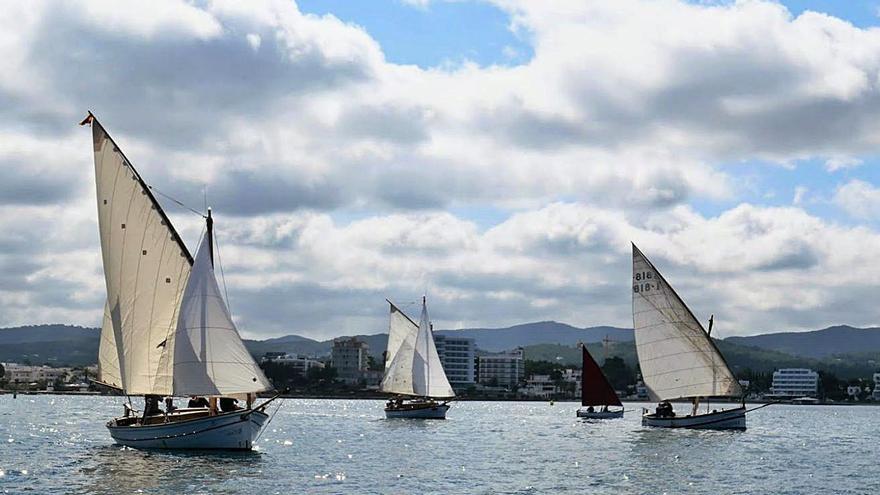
[0,396,877,494]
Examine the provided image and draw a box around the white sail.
[96,300,123,389]
[384,302,418,371]
[90,116,191,395]
[631,244,742,402]
[412,299,455,399]
[380,303,419,395]
[171,235,272,396]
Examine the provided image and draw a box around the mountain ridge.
[2,322,880,365]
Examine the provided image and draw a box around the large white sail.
[171,235,273,397]
[412,299,455,399]
[631,244,742,402]
[89,115,191,395]
[380,303,419,395]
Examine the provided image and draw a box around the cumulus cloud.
[1,0,880,338]
[834,179,880,219]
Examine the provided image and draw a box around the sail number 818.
[633,271,657,293]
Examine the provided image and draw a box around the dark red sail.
[581,345,623,407]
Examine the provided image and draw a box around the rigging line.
[744,401,780,414]
[254,400,284,445]
[148,185,206,218]
[214,226,233,318]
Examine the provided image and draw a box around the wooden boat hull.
[576,407,624,419]
[641,405,746,430]
[107,409,269,450]
[385,402,449,419]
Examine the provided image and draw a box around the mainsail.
[87,114,192,395]
[380,298,454,399]
[631,244,742,402]
[581,345,622,407]
[171,232,272,396]
[384,301,418,371]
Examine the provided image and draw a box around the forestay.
[171,237,273,397]
[631,244,742,402]
[380,303,419,395]
[89,116,192,395]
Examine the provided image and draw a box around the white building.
[262,353,325,376]
[562,368,582,397]
[331,338,370,385]
[771,368,819,398]
[2,363,71,386]
[477,348,524,388]
[434,335,475,387]
[521,374,556,399]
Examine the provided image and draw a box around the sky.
[2,0,880,340]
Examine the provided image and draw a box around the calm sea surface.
[0,396,877,494]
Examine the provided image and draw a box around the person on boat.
[219,397,240,412]
[142,394,162,421]
[655,401,674,418]
[164,397,177,414]
[188,396,210,408]
[601,405,609,413]
[586,405,594,413]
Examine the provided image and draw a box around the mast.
[424,296,430,399]
[206,207,214,266]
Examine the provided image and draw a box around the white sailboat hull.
[385,402,450,419]
[107,409,269,450]
[641,405,746,430]
[576,407,624,419]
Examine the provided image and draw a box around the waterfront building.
[477,348,524,388]
[562,368,582,397]
[434,335,476,387]
[331,338,370,385]
[874,373,880,401]
[521,374,556,399]
[261,353,325,376]
[2,363,71,388]
[770,368,819,398]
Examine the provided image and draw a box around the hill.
[0,325,99,366]
[522,339,879,380]
[3,322,880,379]
[436,322,632,352]
[725,325,880,359]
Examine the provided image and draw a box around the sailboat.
[576,344,624,419]
[631,243,745,430]
[82,113,279,449]
[380,297,455,419]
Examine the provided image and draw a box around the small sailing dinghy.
[82,113,277,449]
[380,297,455,419]
[631,244,746,430]
[576,344,624,419]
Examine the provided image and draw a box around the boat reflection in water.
[82,445,263,495]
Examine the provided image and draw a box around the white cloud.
[825,156,864,172]
[834,179,880,219]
